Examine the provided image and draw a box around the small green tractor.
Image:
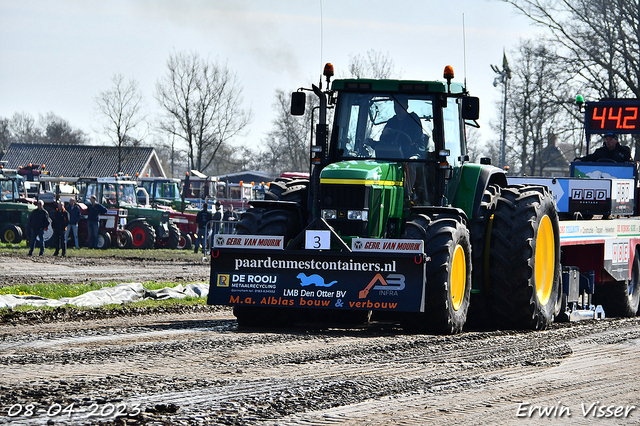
[0,169,34,244]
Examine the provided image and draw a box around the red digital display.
[586,102,640,133]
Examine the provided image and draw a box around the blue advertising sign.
[208,249,427,313]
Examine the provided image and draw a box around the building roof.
[0,143,166,178]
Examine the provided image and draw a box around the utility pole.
[491,50,512,170]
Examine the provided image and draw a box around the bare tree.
[0,118,13,155]
[347,50,401,79]
[39,112,88,145]
[0,112,88,148]
[155,51,251,174]
[250,90,318,175]
[510,41,564,175]
[9,112,38,144]
[95,74,147,172]
[487,40,583,175]
[503,0,640,158]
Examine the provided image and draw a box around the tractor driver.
[380,97,431,205]
[380,97,424,159]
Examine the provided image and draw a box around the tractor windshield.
[0,178,18,202]
[117,183,137,206]
[334,93,436,161]
[162,182,180,200]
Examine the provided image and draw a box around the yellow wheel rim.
[535,215,555,305]
[451,244,466,311]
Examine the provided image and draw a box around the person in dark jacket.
[87,195,108,249]
[52,200,70,256]
[194,203,213,253]
[212,201,222,234]
[578,133,632,163]
[28,200,50,256]
[222,204,239,233]
[65,198,81,249]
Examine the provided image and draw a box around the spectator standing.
[223,204,238,221]
[223,204,238,233]
[28,200,50,256]
[194,203,213,253]
[87,195,107,249]
[66,198,81,249]
[212,201,222,234]
[52,200,70,256]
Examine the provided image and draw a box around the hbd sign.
[571,188,607,201]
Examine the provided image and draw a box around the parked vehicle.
[77,176,161,249]
[0,168,35,244]
[137,176,197,249]
[37,177,133,249]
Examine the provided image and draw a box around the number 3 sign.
[305,230,331,250]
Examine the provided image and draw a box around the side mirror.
[291,92,306,116]
[461,97,480,120]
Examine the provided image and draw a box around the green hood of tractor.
[0,202,35,212]
[319,161,404,239]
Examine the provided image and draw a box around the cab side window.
[443,99,463,167]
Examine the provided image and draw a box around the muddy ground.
[0,252,211,287]
[1,254,640,425]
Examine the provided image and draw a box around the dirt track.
[2,255,640,425]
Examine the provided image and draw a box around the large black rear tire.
[402,215,472,334]
[487,185,561,330]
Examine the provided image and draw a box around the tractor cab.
[291,69,482,240]
[0,174,21,202]
[137,177,187,210]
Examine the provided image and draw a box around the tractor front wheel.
[96,230,112,250]
[155,223,181,249]
[178,231,193,250]
[115,229,134,249]
[402,215,472,334]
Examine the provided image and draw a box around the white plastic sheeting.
[0,282,209,309]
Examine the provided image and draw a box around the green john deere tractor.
[209,64,561,334]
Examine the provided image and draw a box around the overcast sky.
[1,0,538,153]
